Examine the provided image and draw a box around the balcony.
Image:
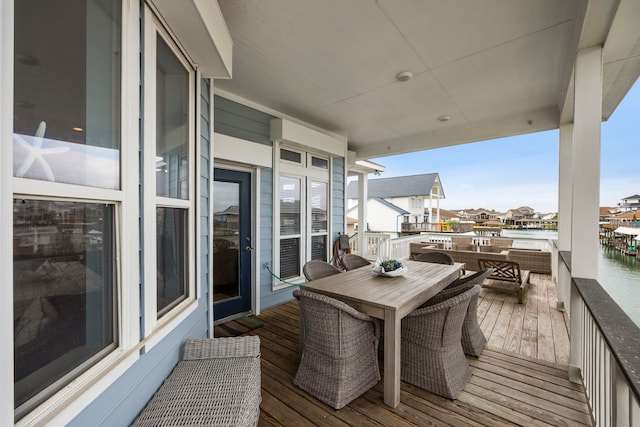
[238,272,592,425]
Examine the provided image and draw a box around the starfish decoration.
[14,121,69,181]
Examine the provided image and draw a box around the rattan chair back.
[302,260,342,281]
[414,251,455,265]
[401,285,480,399]
[340,254,371,271]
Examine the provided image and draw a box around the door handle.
[245,246,253,252]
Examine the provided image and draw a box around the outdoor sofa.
[409,243,551,274]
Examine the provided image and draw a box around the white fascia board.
[149,0,232,78]
[270,118,345,157]
[213,133,272,168]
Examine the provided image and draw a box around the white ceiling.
[216,0,640,160]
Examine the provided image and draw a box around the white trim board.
[213,133,273,168]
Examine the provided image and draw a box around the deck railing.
[348,232,391,259]
[348,232,445,260]
[557,250,640,426]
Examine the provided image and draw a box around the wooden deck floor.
[224,273,589,426]
[478,272,570,365]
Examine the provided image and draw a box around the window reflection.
[157,207,188,315]
[280,176,301,235]
[311,181,327,233]
[13,199,116,412]
[156,36,189,199]
[13,0,121,189]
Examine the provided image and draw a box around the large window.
[276,147,330,284]
[144,12,195,323]
[12,0,122,417]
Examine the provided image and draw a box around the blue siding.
[214,95,273,146]
[332,157,345,242]
[68,78,213,425]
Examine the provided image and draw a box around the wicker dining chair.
[302,260,342,281]
[430,271,493,357]
[401,285,480,399]
[340,254,371,271]
[293,289,381,409]
[414,251,455,265]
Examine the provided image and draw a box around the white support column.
[571,46,602,279]
[428,196,433,224]
[0,0,14,423]
[569,46,602,383]
[357,173,368,256]
[558,122,574,253]
[556,122,573,308]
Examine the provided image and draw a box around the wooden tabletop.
[300,260,464,320]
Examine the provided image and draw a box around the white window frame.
[7,1,142,424]
[273,143,331,289]
[142,8,197,339]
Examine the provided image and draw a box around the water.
[502,229,640,326]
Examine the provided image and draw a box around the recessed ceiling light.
[396,71,413,82]
[438,115,452,122]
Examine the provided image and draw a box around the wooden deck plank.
[486,295,515,349]
[536,273,557,363]
[503,301,526,354]
[468,356,586,398]
[239,272,590,426]
[469,368,589,414]
[476,287,496,323]
[520,274,540,359]
[479,291,505,341]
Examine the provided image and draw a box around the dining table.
[299,259,464,408]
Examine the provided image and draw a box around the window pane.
[280,176,301,235]
[157,208,188,315]
[311,235,327,261]
[280,238,300,279]
[311,156,328,169]
[213,181,240,302]
[13,0,121,189]
[13,200,116,413]
[280,148,301,163]
[156,36,189,199]
[311,181,327,232]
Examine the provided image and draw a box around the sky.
[369,79,640,214]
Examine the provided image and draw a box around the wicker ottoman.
[132,336,261,427]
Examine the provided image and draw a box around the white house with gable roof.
[346,173,445,235]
